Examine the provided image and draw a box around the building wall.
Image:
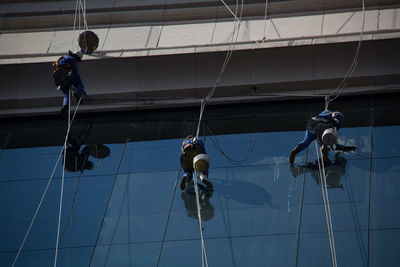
[0,94,399,266]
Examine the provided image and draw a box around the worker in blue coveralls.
[289,110,356,164]
[180,135,213,190]
[52,50,89,114]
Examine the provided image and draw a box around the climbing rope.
[219,0,261,45]
[314,141,337,267]
[205,121,255,165]
[193,170,209,267]
[11,98,82,267]
[88,142,128,267]
[54,92,76,267]
[325,0,366,110]
[196,0,244,138]
[13,1,89,265]
[71,0,90,51]
[262,0,270,41]
[157,169,182,266]
[189,1,245,265]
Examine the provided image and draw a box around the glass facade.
[0,94,399,266]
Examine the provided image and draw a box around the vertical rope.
[326,0,366,105]
[11,98,82,267]
[195,0,243,138]
[262,0,270,41]
[315,142,337,267]
[193,170,209,267]
[88,142,128,266]
[54,90,74,267]
[156,169,181,266]
[71,0,79,50]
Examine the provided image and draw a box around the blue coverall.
[57,56,85,107]
[296,110,343,153]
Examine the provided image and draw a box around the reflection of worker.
[64,137,93,173]
[180,135,213,190]
[181,188,214,221]
[290,153,347,189]
[52,50,90,114]
[63,132,110,173]
[289,110,356,163]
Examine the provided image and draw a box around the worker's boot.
[289,146,301,164]
[180,175,189,191]
[200,173,213,189]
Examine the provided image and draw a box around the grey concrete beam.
[0,38,399,117]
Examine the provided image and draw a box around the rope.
[314,141,337,267]
[71,0,80,50]
[193,170,209,267]
[190,3,246,262]
[195,0,244,138]
[54,92,76,267]
[88,142,127,267]
[205,122,255,165]
[325,0,366,109]
[11,99,82,267]
[13,1,90,265]
[156,169,181,267]
[79,0,89,31]
[262,0,270,41]
[219,0,261,45]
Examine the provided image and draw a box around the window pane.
[371,158,400,229]
[298,231,368,267]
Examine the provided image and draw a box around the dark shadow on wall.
[214,180,279,209]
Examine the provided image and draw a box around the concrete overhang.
[0,0,399,117]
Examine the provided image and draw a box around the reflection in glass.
[290,152,347,189]
[181,185,214,222]
[1,95,400,266]
[64,124,110,173]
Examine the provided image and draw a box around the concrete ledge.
[1,8,399,65]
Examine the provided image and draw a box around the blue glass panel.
[119,139,181,173]
[0,175,114,223]
[159,234,298,267]
[206,131,305,167]
[301,159,370,204]
[97,214,168,244]
[373,125,400,158]
[300,159,370,232]
[371,158,400,229]
[106,171,179,217]
[301,202,369,233]
[336,126,372,160]
[1,218,101,251]
[369,229,400,267]
[64,143,126,178]
[0,246,93,267]
[90,243,160,267]
[0,143,125,181]
[167,163,303,240]
[298,231,368,267]
[0,147,63,181]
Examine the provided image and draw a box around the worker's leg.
[60,86,70,114]
[289,130,315,164]
[180,170,193,190]
[200,170,213,189]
